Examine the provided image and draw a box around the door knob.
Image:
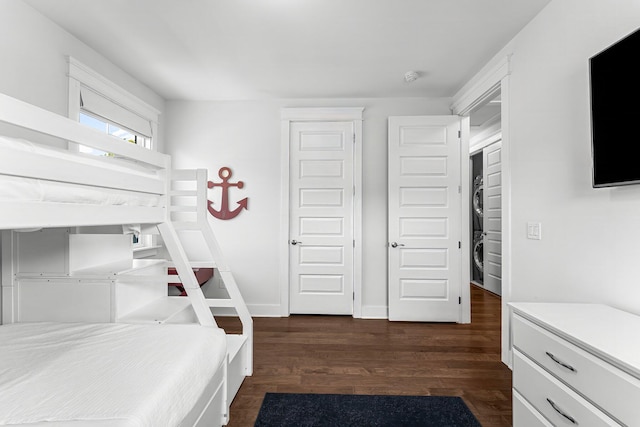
[291,239,302,245]
[390,242,405,248]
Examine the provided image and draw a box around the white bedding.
[0,136,162,206]
[0,176,161,206]
[0,322,227,426]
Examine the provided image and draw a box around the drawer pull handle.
[546,398,578,425]
[546,351,577,372]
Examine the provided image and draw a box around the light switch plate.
[527,222,542,240]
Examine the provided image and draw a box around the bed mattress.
[0,322,227,426]
[0,136,162,206]
[0,176,161,206]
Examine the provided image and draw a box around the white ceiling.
[24,0,550,101]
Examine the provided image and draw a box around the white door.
[388,116,464,322]
[289,121,354,314]
[483,141,502,295]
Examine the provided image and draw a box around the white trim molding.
[470,131,502,156]
[470,110,502,154]
[67,57,160,123]
[452,55,513,367]
[361,305,388,319]
[280,107,364,122]
[212,304,282,318]
[280,107,364,318]
[451,55,511,116]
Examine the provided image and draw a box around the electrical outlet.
[527,222,542,240]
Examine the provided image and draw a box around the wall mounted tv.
[590,27,640,188]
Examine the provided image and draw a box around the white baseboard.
[360,305,388,319]
[212,304,389,319]
[247,304,282,317]
[211,303,282,318]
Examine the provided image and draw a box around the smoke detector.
[404,71,419,83]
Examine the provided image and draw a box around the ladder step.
[170,205,197,212]
[170,190,198,197]
[205,298,236,308]
[165,260,216,268]
[171,169,199,180]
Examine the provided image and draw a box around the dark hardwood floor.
[218,285,511,426]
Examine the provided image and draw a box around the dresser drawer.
[513,314,640,425]
[513,389,553,427]
[513,350,620,426]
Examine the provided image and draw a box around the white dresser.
[509,303,640,427]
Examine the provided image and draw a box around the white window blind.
[67,56,160,146]
[79,87,152,138]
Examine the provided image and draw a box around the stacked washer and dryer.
[471,152,484,286]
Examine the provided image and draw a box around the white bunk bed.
[0,93,252,426]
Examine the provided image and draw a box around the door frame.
[451,55,512,367]
[279,107,364,317]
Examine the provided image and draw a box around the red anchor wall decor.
[207,167,248,220]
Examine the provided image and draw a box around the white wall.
[164,98,452,316]
[478,0,640,315]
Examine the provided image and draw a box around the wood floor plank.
[219,285,512,426]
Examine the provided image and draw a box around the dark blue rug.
[254,393,482,427]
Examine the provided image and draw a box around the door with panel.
[289,121,354,315]
[483,141,502,295]
[388,116,465,322]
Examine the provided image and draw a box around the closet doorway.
[452,56,510,363]
[280,108,364,317]
[469,94,502,296]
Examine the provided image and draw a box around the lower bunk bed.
[0,93,252,426]
[0,322,227,427]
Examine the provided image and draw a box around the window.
[78,111,151,156]
[67,57,159,150]
[67,57,161,251]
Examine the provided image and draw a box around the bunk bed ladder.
[157,221,217,327]
[164,169,253,422]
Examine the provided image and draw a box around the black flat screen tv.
[590,27,640,188]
